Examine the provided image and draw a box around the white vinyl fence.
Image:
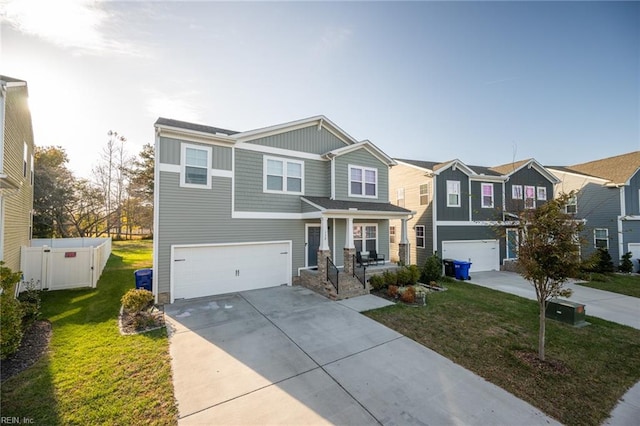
[19,238,112,293]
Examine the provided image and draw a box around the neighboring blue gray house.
[548,151,640,269]
[389,158,559,271]
[153,116,412,303]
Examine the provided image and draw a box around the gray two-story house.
[153,116,412,303]
[1,76,35,272]
[549,151,640,269]
[389,158,559,272]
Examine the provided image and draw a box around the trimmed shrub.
[369,274,385,291]
[387,285,399,298]
[619,252,633,274]
[396,267,412,286]
[421,252,443,283]
[400,286,416,304]
[18,280,42,328]
[406,265,421,285]
[1,261,24,360]
[382,270,397,287]
[121,289,154,313]
[582,249,615,274]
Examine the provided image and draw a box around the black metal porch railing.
[353,254,366,288]
[327,257,339,294]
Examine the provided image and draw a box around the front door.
[307,226,321,267]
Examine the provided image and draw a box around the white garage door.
[441,240,500,272]
[172,241,291,301]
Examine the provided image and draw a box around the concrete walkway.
[468,271,640,425]
[166,285,558,425]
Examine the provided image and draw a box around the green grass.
[576,273,640,298]
[365,280,640,426]
[0,240,178,425]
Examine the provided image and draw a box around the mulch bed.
[1,320,52,382]
[118,308,165,335]
[514,350,571,375]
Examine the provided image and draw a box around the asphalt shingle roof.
[302,196,412,213]
[0,75,26,84]
[563,151,640,184]
[155,117,239,136]
[395,158,501,176]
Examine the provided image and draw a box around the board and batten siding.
[470,181,503,221]
[159,136,232,170]
[388,163,434,266]
[234,149,329,213]
[436,168,470,221]
[505,168,554,213]
[2,84,34,271]
[334,149,389,203]
[245,125,347,154]
[156,171,306,297]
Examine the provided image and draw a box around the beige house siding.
[389,163,434,266]
[2,81,34,272]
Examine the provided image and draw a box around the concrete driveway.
[166,285,558,425]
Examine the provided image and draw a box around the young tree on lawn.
[516,192,584,361]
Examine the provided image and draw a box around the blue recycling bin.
[134,268,153,291]
[453,260,472,280]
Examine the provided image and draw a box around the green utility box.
[545,299,589,327]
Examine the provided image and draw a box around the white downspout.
[431,174,438,254]
[330,157,336,200]
[152,128,161,303]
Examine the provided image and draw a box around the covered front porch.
[298,196,414,299]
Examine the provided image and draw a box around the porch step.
[297,269,368,300]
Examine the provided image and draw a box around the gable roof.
[563,151,640,185]
[233,115,357,146]
[325,140,396,166]
[155,117,238,136]
[490,158,560,184]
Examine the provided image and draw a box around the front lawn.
[365,280,640,426]
[0,240,178,425]
[576,273,640,298]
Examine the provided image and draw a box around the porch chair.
[356,251,365,267]
[368,250,385,265]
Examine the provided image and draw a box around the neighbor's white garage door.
[441,240,500,272]
[172,241,291,301]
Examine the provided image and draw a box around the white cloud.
[1,0,139,56]
[145,89,204,124]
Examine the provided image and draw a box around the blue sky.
[1,0,638,177]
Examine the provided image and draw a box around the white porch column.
[400,218,409,245]
[399,218,410,265]
[319,216,330,251]
[346,217,354,249]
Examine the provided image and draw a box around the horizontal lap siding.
[159,137,232,170]
[157,172,305,295]
[577,183,621,262]
[389,164,434,266]
[625,172,640,216]
[234,149,328,213]
[246,126,347,154]
[334,150,389,203]
[2,85,34,271]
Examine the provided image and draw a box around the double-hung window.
[349,165,377,198]
[181,143,211,188]
[353,225,377,252]
[566,195,577,214]
[512,185,523,200]
[481,183,494,208]
[389,226,396,244]
[524,186,536,209]
[594,229,608,249]
[23,142,28,177]
[447,180,460,207]
[415,225,425,248]
[537,186,547,201]
[419,184,429,205]
[264,156,304,194]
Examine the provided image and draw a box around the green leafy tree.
[33,146,76,237]
[516,192,584,361]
